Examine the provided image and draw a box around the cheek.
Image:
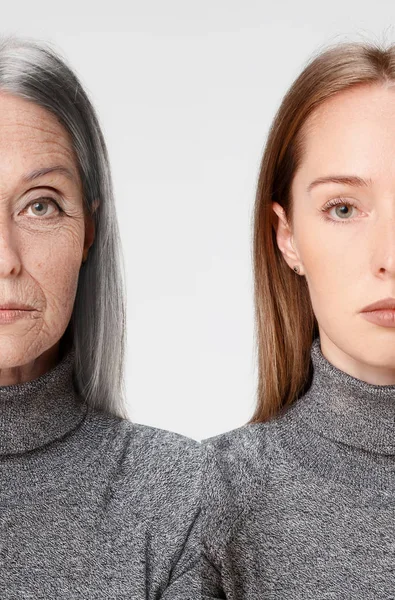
[301,225,359,284]
[298,217,346,273]
[303,257,362,357]
[23,229,83,318]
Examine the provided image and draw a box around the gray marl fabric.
[202,335,395,599]
[0,346,200,599]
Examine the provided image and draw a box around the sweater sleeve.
[201,424,271,599]
[159,506,201,599]
[201,437,243,598]
[97,423,201,599]
[202,553,227,599]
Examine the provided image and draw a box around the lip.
[361,297,395,312]
[361,309,395,328]
[0,303,34,311]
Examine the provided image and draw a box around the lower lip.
[361,309,395,327]
[0,309,32,323]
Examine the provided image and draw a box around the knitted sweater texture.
[0,347,200,599]
[202,336,395,599]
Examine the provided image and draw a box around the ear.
[82,203,98,262]
[271,202,302,272]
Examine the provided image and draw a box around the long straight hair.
[0,34,128,420]
[250,37,395,423]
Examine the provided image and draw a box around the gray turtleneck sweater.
[202,336,395,599]
[0,347,200,599]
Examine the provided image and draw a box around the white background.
[3,1,393,440]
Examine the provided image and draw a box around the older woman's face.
[0,92,94,381]
[273,83,395,386]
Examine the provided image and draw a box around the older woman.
[0,35,200,599]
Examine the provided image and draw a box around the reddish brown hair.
[250,38,395,423]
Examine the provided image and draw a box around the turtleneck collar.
[272,336,395,492]
[285,336,395,455]
[0,346,88,456]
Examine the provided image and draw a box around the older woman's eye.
[25,198,62,218]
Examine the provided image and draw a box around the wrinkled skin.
[0,91,95,385]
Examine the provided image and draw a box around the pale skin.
[0,91,95,386]
[273,82,395,386]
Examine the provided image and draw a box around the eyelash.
[23,197,63,219]
[319,197,359,225]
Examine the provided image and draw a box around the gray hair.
[0,33,128,420]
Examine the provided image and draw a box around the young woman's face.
[0,91,94,382]
[273,83,395,384]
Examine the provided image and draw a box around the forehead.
[297,84,395,179]
[0,91,76,173]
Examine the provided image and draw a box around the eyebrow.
[306,175,373,194]
[22,165,76,184]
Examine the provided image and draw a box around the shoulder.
[108,415,200,453]
[202,422,275,545]
[85,413,201,594]
[86,406,200,455]
[203,420,274,484]
[124,421,201,492]
[203,420,272,455]
[88,410,200,506]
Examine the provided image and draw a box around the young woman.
[202,38,395,598]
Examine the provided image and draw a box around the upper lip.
[0,302,34,311]
[361,297,395,312]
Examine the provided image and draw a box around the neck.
[0,342,60,387]
[0,345,87,456]
[273,336,395,492]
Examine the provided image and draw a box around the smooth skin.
[272,83,395,386]
[0,91,95,385]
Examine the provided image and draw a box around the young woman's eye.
[319,198,359,225]
[24,197,62,219]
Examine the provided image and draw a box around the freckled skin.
[0,91,95,385]
[272,83,395,385]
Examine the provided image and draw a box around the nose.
[0,219,22,277]
[372,213,395,277]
